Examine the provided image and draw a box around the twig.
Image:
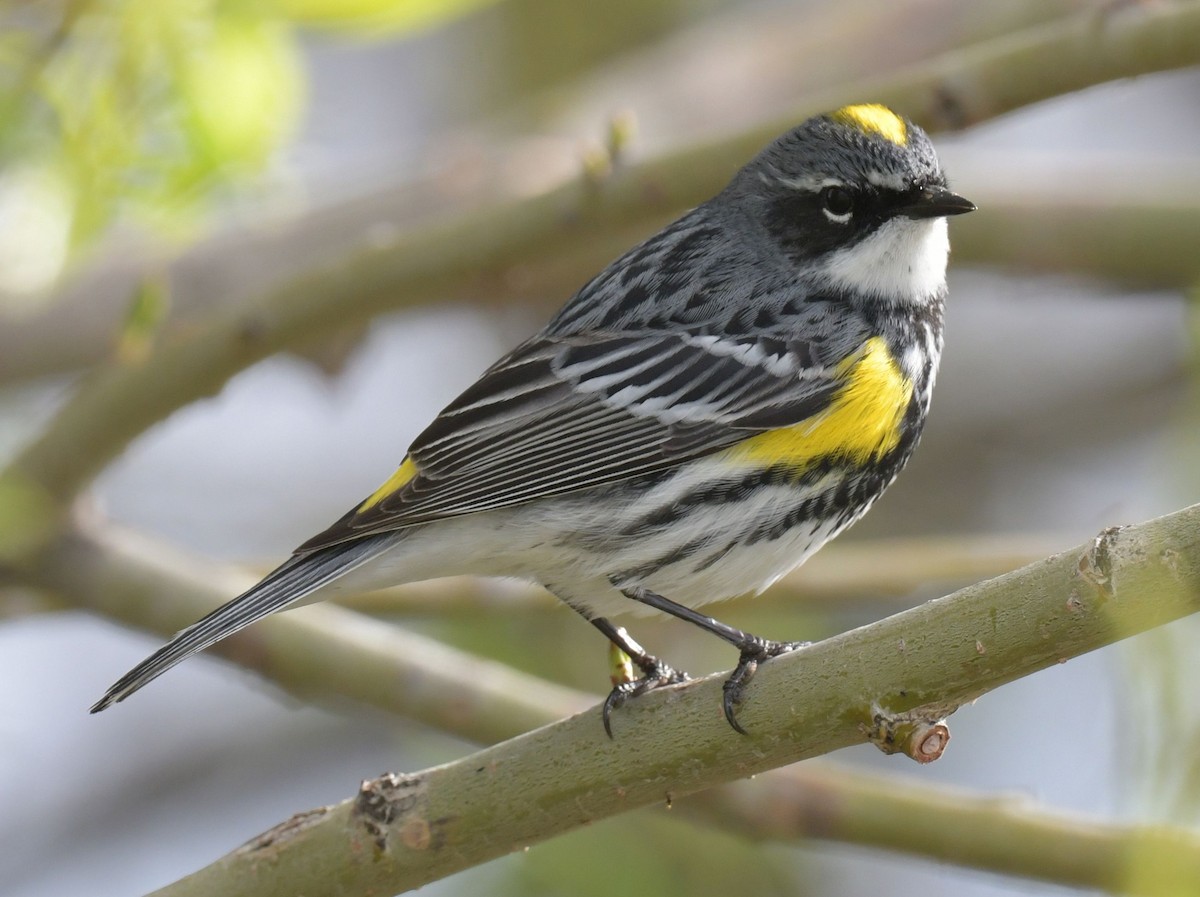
[129,502,1200,896]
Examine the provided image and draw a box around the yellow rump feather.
[359,456,419,511]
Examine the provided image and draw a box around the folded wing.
[296,329,848,553]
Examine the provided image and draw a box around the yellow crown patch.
[830,104,908,147]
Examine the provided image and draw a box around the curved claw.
[601,663,690,738]
[721,640,809,734]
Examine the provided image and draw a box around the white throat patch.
[820,217,949,304]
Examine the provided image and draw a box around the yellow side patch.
[729,337,911,469]
[359,456,418,511]
[830,104,908,147]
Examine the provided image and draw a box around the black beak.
[897,186,976,219]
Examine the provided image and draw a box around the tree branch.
[44,518,590,743]
[0,0,1100,385]
[24,510,1200,893]
[681,764,1200,894]
[5,1,1200,511]
[951,155,1200,287]
[134,502,1200,896]
[39,524,1054,729]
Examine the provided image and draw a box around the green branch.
[952,155,1200,286]
[682,764,1200,894]
[133,502,1200,896]
[22,510,1200,893]
[6,1,1200,512]
[46,521,589,743]
[0,0,1093,385]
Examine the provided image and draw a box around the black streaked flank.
[611,464,833,540]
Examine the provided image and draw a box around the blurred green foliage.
[0,0,499,292]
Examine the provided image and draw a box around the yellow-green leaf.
[178,16,303,168]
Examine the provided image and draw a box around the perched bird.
[93,104,974,734]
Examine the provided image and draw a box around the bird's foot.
[721,638,809,735]
[602,660,690,738]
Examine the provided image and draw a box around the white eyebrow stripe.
[774,174,844,192]
[866,170,907,190]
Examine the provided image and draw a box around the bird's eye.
[820,186,854,221]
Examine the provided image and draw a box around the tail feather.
[90,537,389,712]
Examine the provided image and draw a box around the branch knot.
[863,702,958,764]
[353,772,432,853]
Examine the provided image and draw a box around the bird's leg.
[619,586,807,734]
[591,617,689,738]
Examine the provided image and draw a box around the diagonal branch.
[133,502,1200,896]
[0,0,1156,388]
[31,522,1052,732]
[46,518,590,743]
[6,1,1200,511]
[25,509,1200,893]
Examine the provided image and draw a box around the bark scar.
[1077,524,1125,599]
[353,772,436,853]
[236,806,331,857]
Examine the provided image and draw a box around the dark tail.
[91,537,388,712]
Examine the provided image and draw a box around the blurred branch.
[132,501,1200,896]
[682,764,1200,894]
[951,154,1200,287]
[4,161,1195,384]
[43,517,590,743]
[0,0,1093,384]
[337,532,1056,616]
[0,586,56,620]
[4,2,1200,518]
[519,0,1096,140]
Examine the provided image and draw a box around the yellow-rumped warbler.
[93,104,973,733]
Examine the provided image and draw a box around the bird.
[92,104,974,734]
